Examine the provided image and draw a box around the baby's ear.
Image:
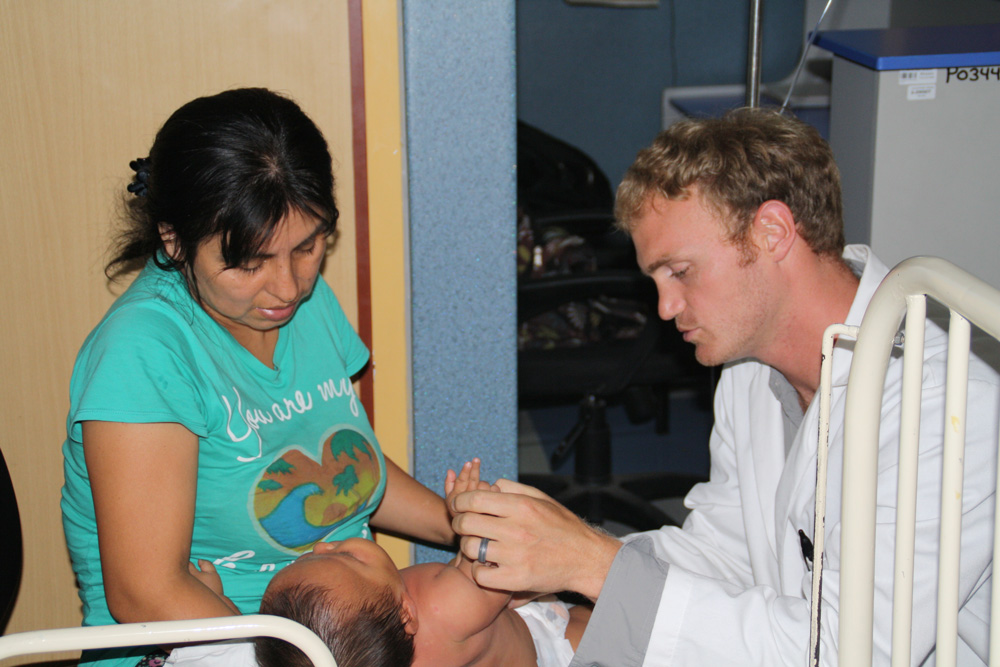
[400,592,419,636]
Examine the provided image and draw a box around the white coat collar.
[830,245,891,387]
[775,246,892,549]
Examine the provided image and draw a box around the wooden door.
[0,1,399,658]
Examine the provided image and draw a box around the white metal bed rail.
[810,257,1000,666]
[0,614,337,666]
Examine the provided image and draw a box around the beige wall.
[0,0,414,659]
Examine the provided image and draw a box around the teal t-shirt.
[61,260,386,667]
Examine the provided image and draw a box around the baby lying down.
[255,460,591,667]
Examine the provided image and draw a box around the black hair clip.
[127,157,151,197]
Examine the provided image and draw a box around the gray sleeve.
[568,536,669,667]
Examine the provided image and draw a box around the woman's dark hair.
[255,582,414,667]
[107,87,338,278]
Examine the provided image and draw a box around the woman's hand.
[450,479,622,600]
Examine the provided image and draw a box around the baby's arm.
[445,460,502,572]
[447,462,542,610]
[425,460,512,641]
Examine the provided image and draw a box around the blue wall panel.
[402,1,518,563]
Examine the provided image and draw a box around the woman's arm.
[83,421,238,622]
[369,456,455,547]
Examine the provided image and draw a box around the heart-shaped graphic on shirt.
[253,427,381,553]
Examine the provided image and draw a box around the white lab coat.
[615,246,998,666]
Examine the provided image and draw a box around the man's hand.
[450,478,622,600]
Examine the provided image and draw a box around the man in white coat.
[451,108,999,665]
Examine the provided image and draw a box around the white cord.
[780,0,837,114]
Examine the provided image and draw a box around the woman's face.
[184,208,327,347]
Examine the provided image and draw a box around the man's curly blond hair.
[615,107,844,260]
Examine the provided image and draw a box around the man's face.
[632,189,774,367]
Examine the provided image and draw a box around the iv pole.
[746,0,763,107]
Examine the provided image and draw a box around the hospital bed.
[811,256,1000,666]
[0,614,337,666]
[2,255,997,667]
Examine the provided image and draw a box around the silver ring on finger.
[477,537,491,564]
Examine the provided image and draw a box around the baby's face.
[271,538,404,604]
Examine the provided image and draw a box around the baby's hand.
[189,559,239,614]
[445,459,495,515]
[190,559,224,595]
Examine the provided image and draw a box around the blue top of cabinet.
[815,24,1000,71]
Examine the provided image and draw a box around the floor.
[517,389,714,535]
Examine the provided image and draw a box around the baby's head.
[255,538,417,667]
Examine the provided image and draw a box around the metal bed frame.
[0,614,337,666]
[811,257,1000,666]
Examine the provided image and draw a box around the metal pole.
[746,0,763,107]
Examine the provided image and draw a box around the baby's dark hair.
[255,581,414,667]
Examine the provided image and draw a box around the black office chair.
[0,448,23,634]
[516,122,712,531]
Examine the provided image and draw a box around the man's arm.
[578,361,999,666]
[568,536,668,667]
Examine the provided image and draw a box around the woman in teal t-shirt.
[60,88,455,667]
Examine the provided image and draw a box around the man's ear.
[752,200,797,262]
[400,592,419,636]
[158,223,180,260]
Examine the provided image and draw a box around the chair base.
[518,471,705,531]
